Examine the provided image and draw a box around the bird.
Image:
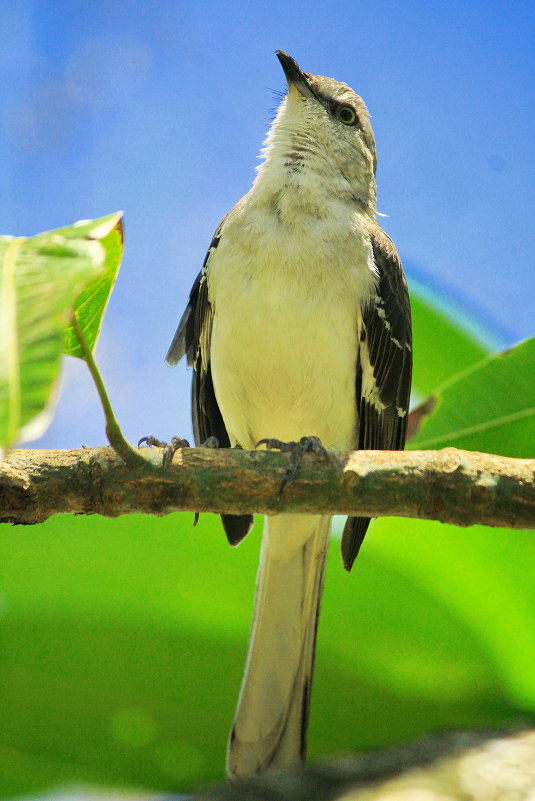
[165,51,412,780]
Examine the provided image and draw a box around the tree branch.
[1,445,534,529]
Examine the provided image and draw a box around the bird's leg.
[138,435,190,467]
[256,435,329,499]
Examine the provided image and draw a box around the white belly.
[208,207,375,452]
[211,278,358,451]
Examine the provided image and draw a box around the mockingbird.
[166,51,412,780]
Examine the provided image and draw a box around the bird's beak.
[275,51,313,98]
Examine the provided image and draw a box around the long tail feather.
[227,514,331,779]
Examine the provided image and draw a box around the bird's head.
[256,51,377,212]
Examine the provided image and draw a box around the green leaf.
[409,283,491,398]
[410,336,535,456]
[0,213,122,454]
[62,213,124,357]
[362,517,535,709]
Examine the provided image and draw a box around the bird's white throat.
[253,89,377,215]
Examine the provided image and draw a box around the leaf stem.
[70,311,145,468]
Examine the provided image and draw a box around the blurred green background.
[2,292,535,798]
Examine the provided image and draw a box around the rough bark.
[1,445,534,528]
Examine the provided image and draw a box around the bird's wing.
[166,225,253,546]
[342,227,413,571]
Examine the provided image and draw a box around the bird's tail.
[227,513,331,780]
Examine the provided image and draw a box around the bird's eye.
[336,105,358,125]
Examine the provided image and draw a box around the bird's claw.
[138,434,190,467]
[200,436,219,448]
[138,435,167,449]
[256,435,328,499]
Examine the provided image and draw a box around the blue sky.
[2,0,534,449]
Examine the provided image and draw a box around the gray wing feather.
[166,225,253,546]
[342,228,412,571]
[166,230,220,367]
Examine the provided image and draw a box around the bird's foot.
[138,435,190,467]
[256,435,328,499]
[138,434,224,526]
[200,436,220,449]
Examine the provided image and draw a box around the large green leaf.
[0,213,123,454]
[410,336,535,456]
[409,284,490,398]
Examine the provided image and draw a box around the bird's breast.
[208,205,377,451]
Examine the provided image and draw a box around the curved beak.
[275,51,313,98]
